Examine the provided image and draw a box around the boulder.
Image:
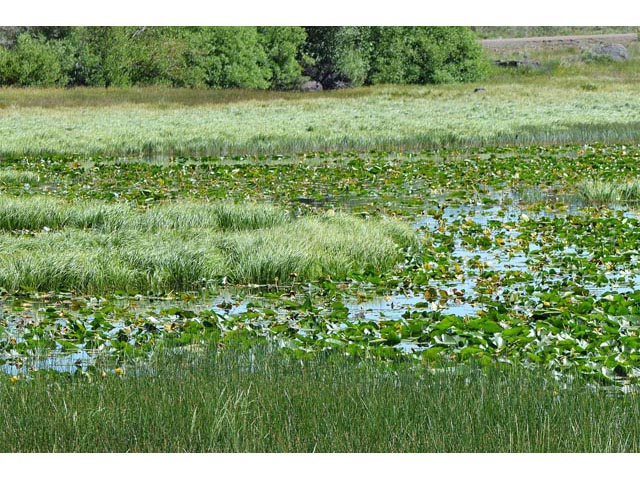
[592,43,629,61]
[300,80,323,92]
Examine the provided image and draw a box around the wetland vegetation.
[0,195,415,292]
[4,143,640,452]
[2,78,640,156]
[3,30,640,452]
[577,178,640,205]
[3,344,640,453]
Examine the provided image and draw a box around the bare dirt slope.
[482,33,637,50]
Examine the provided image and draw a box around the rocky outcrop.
[300,80,323,92]
[592,43,629,61]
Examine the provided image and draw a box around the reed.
[2,344,639,452]
[2,76,640,156]
[0,168,40,186]
[577,178,640,205]
[0,196,289,232]
[0,197,416,293]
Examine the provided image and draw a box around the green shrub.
[367,27,409,84]
[303,26,488,87]
[0,27,487,89]
[185,27,271,89]
[302,26,372,87]
[125,28,188,87]
[406,27,489,83]
[333,27,371,87]
[370,27,488,84]
[258,27,306,89]
[63,27,133,87]
[0,33,67,86]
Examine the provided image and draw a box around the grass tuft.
[0,169,40,186]
[0,196,290,233]
[0,196,416,293]
[219,213,417,284]
[577,179,640,205]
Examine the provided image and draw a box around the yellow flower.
[10,375,18,383]
[115,367,124,375]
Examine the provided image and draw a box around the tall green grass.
[2,79,640,156]
[0,86,371,109]
[0,168,40,186]
[2,344,639,452]
[0,196,127,231]
[577,179,640,205]
[0,196,416,293]
[220,213,416,283]
[0,196,289,232]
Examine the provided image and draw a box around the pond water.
[3,188,640,378]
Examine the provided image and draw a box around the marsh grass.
[220,214,416,283]
[2,344,639,452]
[2,75,640,156]
[0,196,416,293]
[0,196,128,231]
[0,86,371,109]
[0,168,40,186]
[0,196,289,232]
[577,179,640,205]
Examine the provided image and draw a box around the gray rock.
[332,80,351,90]
[592,43,629,61]
[300,80,323,92]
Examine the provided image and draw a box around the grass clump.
[0,197,417,294]
[209,201,290,231]
[220,213,417,284]
[0,195,129,231]
[577,179,640,205]
[0,168,40,186]
[0,231,139,293]
[0,195,290,233]
[130,200,290,233]
[118,231,225,292]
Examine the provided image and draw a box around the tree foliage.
[303,26,488,87]
[0,26,486,89]
[0,33,67,86]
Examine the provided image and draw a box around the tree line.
[0,26,488,89]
